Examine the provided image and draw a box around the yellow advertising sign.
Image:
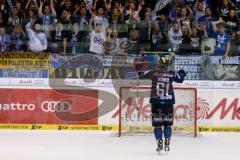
[0,52,50,69]
[0,124,118,131]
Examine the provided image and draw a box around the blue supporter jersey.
[214,32,231,56]
[139,70,185,105]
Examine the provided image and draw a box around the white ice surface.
[0,131,239,160]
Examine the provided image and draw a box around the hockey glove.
[178,70,187,77]
[134,63,143,72]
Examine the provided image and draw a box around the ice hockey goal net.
[117,86,197,137]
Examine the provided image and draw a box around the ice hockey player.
[135,53,186,153]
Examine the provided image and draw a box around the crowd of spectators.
[0,0,239,57]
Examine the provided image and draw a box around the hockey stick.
[136,53,140,121]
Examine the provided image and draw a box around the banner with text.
[50,54,240,81]
[0,52,50,78]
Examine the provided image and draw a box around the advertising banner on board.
[0,89,98,125]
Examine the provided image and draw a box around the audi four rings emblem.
[41,101,72,112]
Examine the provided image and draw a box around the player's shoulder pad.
[168,70,175,74]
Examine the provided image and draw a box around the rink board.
[0,79,239,132]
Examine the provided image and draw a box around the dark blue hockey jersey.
[139,70,185,105]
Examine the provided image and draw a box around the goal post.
[118,86,197,137]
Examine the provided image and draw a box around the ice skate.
[156,139,163,153]
[164,138,170,153]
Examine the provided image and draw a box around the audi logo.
[41,101,72,112]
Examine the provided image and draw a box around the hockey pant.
[151,103,173,139]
